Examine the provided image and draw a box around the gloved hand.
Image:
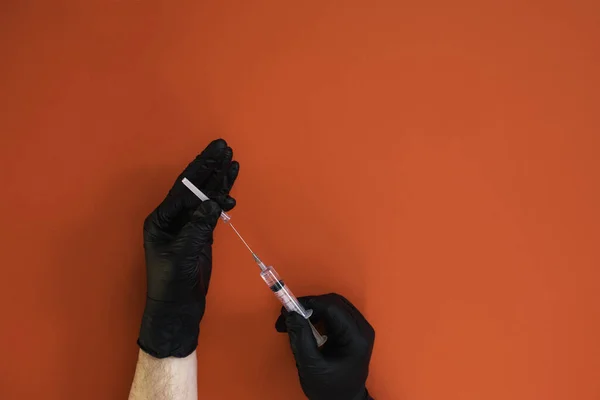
[138,139,239,359]
[275,293,375,400]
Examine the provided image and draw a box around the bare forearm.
[129,350,198,400]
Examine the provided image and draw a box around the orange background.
[1,1,599,399]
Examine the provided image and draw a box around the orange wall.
[1,1,599,399]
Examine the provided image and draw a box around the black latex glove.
[275,293,375,400]
[138,139,239,358]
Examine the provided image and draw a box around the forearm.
[129,350,198,400]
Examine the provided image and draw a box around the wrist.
[129,349,198,399]
[137,297,203,359]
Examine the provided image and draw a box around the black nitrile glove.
[138,139,239,358]
[275,293,375,400]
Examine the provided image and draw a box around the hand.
[138,139,239,359]
[275,293,375,400]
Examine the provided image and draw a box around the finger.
[175,142,234,215]
[155,140,228,218]
[147,180,214,237]
[227,161,240,189]
[200,138,228,159]
[147,140,231,240]
[191,139,229,170]
[175,200,221,251]
[305,293,363,341]
[274,296,317,333]
[320,293,364,326]
[275,311,288,332]
[219,146,233,172]
[284,312,324,364]
[174,139,229,190]
[337,295,375,340]
[221,196,236,212]
[188,200,222,231]
[202,148,233,192]
[219,161,239,211]
[207,146,233,192]
[144,195,187,240]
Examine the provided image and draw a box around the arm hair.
[129,350,198,400]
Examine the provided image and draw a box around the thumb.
[175,200,221,249]
[191,200,221,227]
[285,312,323,366]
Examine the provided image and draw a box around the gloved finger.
[171,140,230,206]
[154,140,229,224]
[219,160,239,211]
[221,196,236,212]
[214,161,240,212]
[205,146,233,193]
[220,158,239,189]
[275,314,287,332]
[219,146,233,171]
[338,295,375,341]
[174,200,221,252]
[304,293,364,341]
[284,312,324,365]
[274,296,317,333]
[200,148,234,194]
[144,195,188,240]
[227,161,240,189]
[200,138,229,159]
[177,139,229,183]
[147,175,220,237]
[189,200,222,230]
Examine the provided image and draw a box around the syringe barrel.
[260,265,328,347]
[260,266,310,318]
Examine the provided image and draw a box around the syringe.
[181,178,327,347]
[228,224,328,347]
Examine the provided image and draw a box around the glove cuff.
[137,297,202,358]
